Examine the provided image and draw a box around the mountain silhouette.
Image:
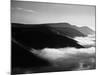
[40,22,86,38]
[12,23,84,49]
[72,25,95,35]
[12,22,86,74]
[78,26,95,35]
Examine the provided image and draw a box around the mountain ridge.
[12,23,84,49]
[12,22,87,38]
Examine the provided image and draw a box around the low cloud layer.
[30,34,95,72]
[30,34,95,61]
[31,47,95,61]
[74,34,95,46]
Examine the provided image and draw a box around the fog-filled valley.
[11,23,95,74]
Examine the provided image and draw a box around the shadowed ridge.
[12,22,86,38]
[12,23,84,50]
[11,40,51,74]
[45,23,86,38]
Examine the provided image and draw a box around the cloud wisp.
[12,7,38,13]
[74,34,95,46]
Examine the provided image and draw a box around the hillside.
[12,23,84,49]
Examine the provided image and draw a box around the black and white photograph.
[11,0,96,74]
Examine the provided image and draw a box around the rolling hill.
[12,23,84,49]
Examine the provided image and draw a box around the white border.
[14,0,96,5]
[0,0,99,75]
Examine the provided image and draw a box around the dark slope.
[12,23,86,38]
[12,23,84,50]
[72,25,95,35]
[12,23,85,74]
[42,23,86,38]
[11,40,85,74]
[78,26,95,35]
[47,23,95,36]
[11,41,51,74]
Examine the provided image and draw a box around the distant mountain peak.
[78,26,95,35]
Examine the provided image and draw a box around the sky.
[11,0,95,30]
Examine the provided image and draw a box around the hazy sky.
[11,1,95,30]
